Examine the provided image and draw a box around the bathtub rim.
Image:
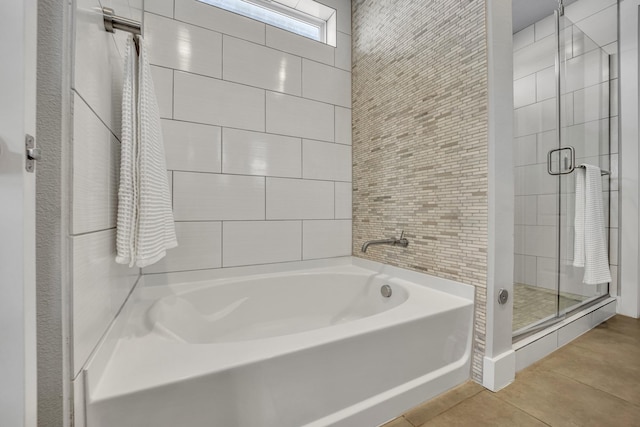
[141,256,474,301]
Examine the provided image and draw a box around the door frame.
[0,1,38,426]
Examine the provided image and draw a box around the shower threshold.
[512,294,611,343]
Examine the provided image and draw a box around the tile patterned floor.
[385,315,640,427]
[512,283,587,332]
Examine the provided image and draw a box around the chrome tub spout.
[361,231,409,253]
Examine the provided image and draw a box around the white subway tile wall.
[512,0,618,298]
[143,0,353,275]
[70,0,143,378]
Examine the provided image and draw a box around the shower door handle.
[547,146,575,175]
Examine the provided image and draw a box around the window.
[197,0,337,46]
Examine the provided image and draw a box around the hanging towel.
[572,164,611,285]
[116,36,177,268]
[116,35,139,266]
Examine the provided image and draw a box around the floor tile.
[419,391,548,427]
[594,315,640,341]
[390,315,640,427]
[381,416,413,427]
[495,369,640,426]
[535,343,640,406]
[570,325,640,362]
[403,381,484,426]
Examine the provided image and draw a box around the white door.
[0,1,38,426]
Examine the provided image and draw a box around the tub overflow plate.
[381,284,392,298]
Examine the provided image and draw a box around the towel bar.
[576,164,611,176]
[102,7,141,36]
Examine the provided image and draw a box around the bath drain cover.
[381,284,392,298]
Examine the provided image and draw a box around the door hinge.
[25,134,40,173]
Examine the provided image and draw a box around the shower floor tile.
[512,283,587,332]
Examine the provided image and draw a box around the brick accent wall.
[352,0,489,382]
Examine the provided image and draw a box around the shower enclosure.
[512,2,614,337]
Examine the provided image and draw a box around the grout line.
[70,227,117,238]
[169,168,350,183]
[403,387,485,427]
[171,69,175,119]
[154,66,350,110]
[551,369,640,410]
[164,118,351,146]
[221,34,225,80]
[73,90,121,143]
[220,220,224,267]
[491,393,553,426]
[220,127,224,173]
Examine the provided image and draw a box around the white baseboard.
[482,350,515,391]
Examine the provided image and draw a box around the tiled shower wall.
[513,0,618,296]
[71,0,141,378]
[352,0,489,382]
[141,0,353,274]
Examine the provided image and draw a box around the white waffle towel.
[573,164,611,285]
[116,36,177,267]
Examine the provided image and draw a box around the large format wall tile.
[74,0,124,136]
[72,94,119,235]
[334,182,352,219]
[162,119,222,173]
[145,0,173,17]
[266,178,334,219]
[266,92,334,141]
[302,139,351,181]
[173,172,265,220]
[174,71,265,131]
[302,59,351,107]
[174,0,265,44]
[266,26,334,65]
[72,230,138,375]
[143,222,222,273]
[223,221,302,267]
[150,66,174,119]
[335,106,352,145]
[222,128,301,178]
[145,12,222,78]
[335,32,351,71]
[303,220,351,259]
[514,74,536,108]
[223,36,302,95]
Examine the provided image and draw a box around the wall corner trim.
[482,350,516,392]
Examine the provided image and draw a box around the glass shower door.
[512,9,611,337]
[557,14,610,314]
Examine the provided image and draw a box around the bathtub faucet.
[361,231,409,253]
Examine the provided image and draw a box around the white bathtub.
[85,259,474,427]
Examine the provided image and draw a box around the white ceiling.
[512,0,579,33]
